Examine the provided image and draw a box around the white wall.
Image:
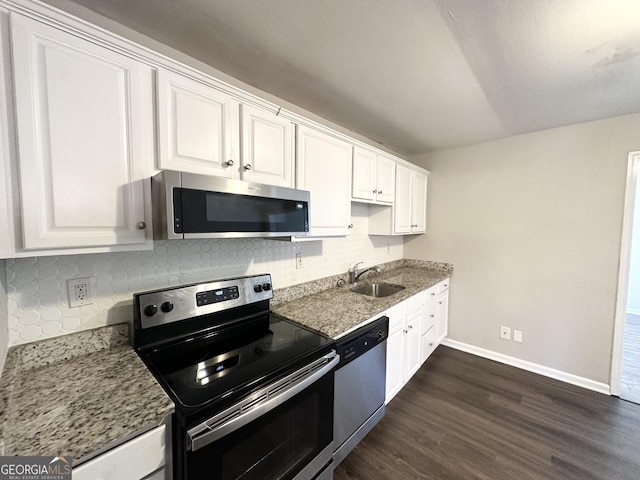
[5,204,402,345]
[626,177,640,314]
[406,113,640,385]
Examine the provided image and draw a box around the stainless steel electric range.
[133,274,337,480]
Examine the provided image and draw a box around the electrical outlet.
[67,277,92,308]
[500,326,511,340]
[296,253,303,269]
[514,330,523,343]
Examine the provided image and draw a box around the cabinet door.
[11,14,153,250]
[0,9,13,257]
[157,68,239,178]
[352,146,376,201]
[376,155,396,204]
[405,311,422,381]
[296,126,352,236]
[394,164,413,234]
[412,171,428,233]
[385,325,405,404]
[436,289,449,343]
[384,301,407,404]
[240,104,294,187]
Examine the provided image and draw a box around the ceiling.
[48,0,640,156]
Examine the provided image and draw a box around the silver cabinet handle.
[373,189,377,194]
[137,222,146,230]
[378,190,383,194]
[408,324,413,329]
[244,164,252,170]
[225,159,234,167]
[348,224,354,229]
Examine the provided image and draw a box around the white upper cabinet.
[10,13,154,251]
[394,165,414,234]
[240,104,294,187]
[411,170,428,233]
[351,147,395,204]
[296,125,352,237]
[0,8,13,257]
[369,163,429,235]
[157,69,294,187]
[376,155,396,204]
[157,68,240,178]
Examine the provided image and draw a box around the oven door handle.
[187,351,339,452]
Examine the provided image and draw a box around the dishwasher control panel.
[336,316,389,368]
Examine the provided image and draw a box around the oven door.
[185,352,338,480]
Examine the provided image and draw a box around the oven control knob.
[144,304,158,317]
[161,301,174,313]
[262,283,271,291]
[254,284,263,293]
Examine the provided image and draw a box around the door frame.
[611,151,640,395]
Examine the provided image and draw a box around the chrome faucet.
[348,262,381,283]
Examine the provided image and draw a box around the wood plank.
[334,346,640,480]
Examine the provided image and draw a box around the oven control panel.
[134,274,273,329]
[196,286,240,306]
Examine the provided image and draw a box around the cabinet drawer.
[73,425,166,480]
[422,300,437,335]
[437,278,450,294]
[421,325,438,363]
[386,301,407,333]
[424,285,438,303]
[406,292,423,316]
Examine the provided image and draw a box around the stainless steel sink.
[351,283,406,298]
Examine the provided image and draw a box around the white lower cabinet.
[386,278,451,403]
[384,292,421,404]
[72,425,168,480]
[436,279,450,343]
[421,278,450,363]
[384,301,407,403]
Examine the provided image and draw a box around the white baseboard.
[627,308,640,316]
[441,339,611,395]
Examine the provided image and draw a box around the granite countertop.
[272,261,452,339]
[0,325,174,465]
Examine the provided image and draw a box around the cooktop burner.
[145,313,330,408]
[133,274,333,412]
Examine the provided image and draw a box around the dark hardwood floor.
[334,346,640,480]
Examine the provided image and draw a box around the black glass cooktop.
[143,313,333,410]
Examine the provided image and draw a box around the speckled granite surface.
[272,261,453,339]
[0,325,173,465]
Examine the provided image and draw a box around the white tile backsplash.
[5,203,403,345]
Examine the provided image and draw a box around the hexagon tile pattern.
[5,204,403,345]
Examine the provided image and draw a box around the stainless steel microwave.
[151,171,310,239]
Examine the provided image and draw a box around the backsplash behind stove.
[4,204,403,345]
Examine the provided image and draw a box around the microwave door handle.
[188,352,339,452]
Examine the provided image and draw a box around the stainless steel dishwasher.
[333,315,389,466]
